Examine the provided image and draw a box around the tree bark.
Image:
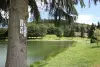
[5,0,28,67]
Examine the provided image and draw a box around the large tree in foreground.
[0,0,99,67]
[5,0,28,67]
[0,0,39,67]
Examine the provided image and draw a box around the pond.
[0,41,73,67]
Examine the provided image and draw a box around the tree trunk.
[5,0,28,67]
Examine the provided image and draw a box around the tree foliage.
[69,28,75,37]
[63,26,70,37]
[88,23,96,38]
[0,28,8,40]
[55,27,63,38]
[80,25,85,38]
[0,0,85,26]
[97,22,100,29]
[94,28,100,45]
[27,23,47,38]
[0,0,100,22]
[47,24,56,34]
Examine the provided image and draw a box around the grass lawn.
[40,38,100,67]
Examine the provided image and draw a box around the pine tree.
[97,22,100,29]
[88,23,96,38]
[81,25,85,38]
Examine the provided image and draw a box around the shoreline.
[27,40,73,41]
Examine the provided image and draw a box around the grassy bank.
[28,35,74,41]
[31,38,100,67]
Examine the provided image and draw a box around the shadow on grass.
[91,46,100,48]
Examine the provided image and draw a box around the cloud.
[96,17,100,20]
[76,14,100,25]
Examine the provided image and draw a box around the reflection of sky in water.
[0,45,7,67]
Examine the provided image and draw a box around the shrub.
[94,29,100,45]
[90,35,97,43]
[80,26,85,38]
[0,28,8,39]
[27,23,47,38]
[55,28,63,38]
[47,24,56,34]
[27,23,39,37]
[63,26,71,37]
[69,28,75,37]
[33,26,41,37]
[39,24,47,37]
[88,23,95,38]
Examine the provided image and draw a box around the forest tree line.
[0,20,100,39]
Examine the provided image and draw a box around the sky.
[28,0,100,25]
[75,0,100,25]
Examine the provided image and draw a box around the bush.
[0,28,8,39]
[63,26,71,37]
[33,26,41,37]
[90,35,97,43]
[69,28,75,37]
[88,23,95,38]
[27,23,47,38]
[27,23,39,37]
[94,29,100,45]
[47,24,56,34]
[55,28,63,38]
[39,24,47,37]
[80,26,85,38]
[63,26,75,37]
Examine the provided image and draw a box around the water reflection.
[0,41,73,67]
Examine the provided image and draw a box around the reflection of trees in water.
[0,30,8,43]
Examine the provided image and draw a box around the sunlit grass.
[41,38,100,67]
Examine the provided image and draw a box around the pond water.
[0,41,73,67]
